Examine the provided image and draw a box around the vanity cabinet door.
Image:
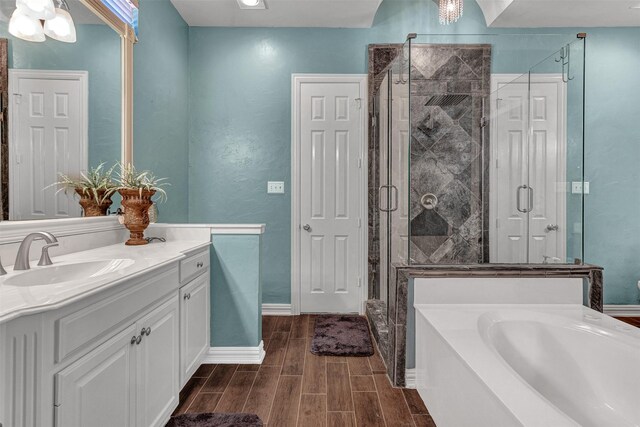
[54,324,137,427]
[180,272,210,386]
[136,295,179,427]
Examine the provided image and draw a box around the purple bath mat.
[310,315,374,357]
[166,413,263,427]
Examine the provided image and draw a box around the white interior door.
[490,75,566,263]
[9,70,87,220]
[294,75,366,314]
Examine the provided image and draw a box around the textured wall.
[187,0,600,305]
[210,234,262,347]
[134,0,190,223]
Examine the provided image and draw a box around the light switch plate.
[267,181,285,194]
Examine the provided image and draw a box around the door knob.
[546,224,559,232]
[303,224,311,232]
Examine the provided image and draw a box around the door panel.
[180,273,210,387]
[136,296,179,427]
[299,79,363,313]
[55,325,136,427]
[10,71,86,220]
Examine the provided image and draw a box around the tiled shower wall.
[408,45,491,264]
[367,44,491,298]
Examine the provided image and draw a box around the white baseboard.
[202,341,266,364]
[604,305,640,317]
[405,368,416,389]
[262,303,292,316]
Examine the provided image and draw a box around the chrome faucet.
[13,232,59,271]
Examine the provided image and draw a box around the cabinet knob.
[141,327,151,336]
[131,335,142,345]
[197,262,204,268]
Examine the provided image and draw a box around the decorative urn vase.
[118,189,156,245]
[76,188,113,217]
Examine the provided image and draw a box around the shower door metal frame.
[489,73,568,263]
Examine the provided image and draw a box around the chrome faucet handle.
[37,243,59,267]
[0,256,6,276]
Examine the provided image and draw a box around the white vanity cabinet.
[179,272,210,386]
[0,245,210,427]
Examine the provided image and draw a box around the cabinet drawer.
[180,250,209,284]
[55,266,179,363]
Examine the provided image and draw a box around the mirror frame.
[78,0,136,165]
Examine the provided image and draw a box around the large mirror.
[0,0,122,221]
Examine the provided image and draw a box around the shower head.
[424,94,468,107]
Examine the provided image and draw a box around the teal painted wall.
[583,28,640,304]
[0,23,121,170]
[134,0,190,223]
[188,0,638,305]
[210,234,262,347]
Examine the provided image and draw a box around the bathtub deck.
[171,315,436,426]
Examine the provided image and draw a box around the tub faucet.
[14,232,59,271]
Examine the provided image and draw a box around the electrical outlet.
[571,182,590,194]
[267,181,285,194]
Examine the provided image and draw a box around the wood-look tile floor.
[615,316,640,327]
[172,315,436,426]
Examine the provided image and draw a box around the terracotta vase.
[119,188,156,246]
[75,188,113,217]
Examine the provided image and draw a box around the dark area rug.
[310,315,374,356]
[166,413,263,427]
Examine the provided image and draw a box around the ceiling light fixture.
[44,0,76,43]
[439,0,463,25]
[236,0,266,10]
[8,8,45,42]
[16,0,55,20]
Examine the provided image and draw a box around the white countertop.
[0,239,211,325]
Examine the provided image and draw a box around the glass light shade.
[8,9,45,42]
[439,0,463,25]
[44,8,76,43]
[16,0,56,20]
[240,0,260,6]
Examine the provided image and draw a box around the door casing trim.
[291,74,368,315]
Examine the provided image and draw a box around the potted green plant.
[51,163,117,217]
[116,163,168,246]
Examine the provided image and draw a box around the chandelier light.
[439,0,463,25]
[8,8,45,42]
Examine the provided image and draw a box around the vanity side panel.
[1,315,43,427]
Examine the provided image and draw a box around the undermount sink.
[3,259,135,287]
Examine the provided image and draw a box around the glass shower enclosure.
[374,33,586,307]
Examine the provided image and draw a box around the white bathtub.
[415,304,640,427]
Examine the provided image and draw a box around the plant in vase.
[116,163,168,246]
[51,163,117,217]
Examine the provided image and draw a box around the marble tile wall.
[408,45,491,264]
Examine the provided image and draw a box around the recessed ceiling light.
[237,0,266,9]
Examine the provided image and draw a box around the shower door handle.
[389,185,399,212]
[378,185,391,212]
[516,185,534,213]
[516,185,528,213]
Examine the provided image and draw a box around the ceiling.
[170,0,382,27]
[476,0,640,27]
